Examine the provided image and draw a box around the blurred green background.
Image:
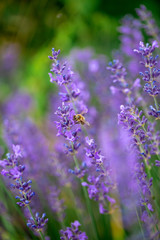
[1,0,160,118]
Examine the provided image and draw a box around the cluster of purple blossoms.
[82,137,116,214]
[48,48,88,110]
[118,105,147,136]
[27,212,48,232]
[0,145,24,177]
[134,41,160,100]
[14,179,35,207]
[60,221,88,240]
[118,105,160,161]
[0,145,35,208]
[49,49,88,156]
[148,105,160,121]
[54,103,81,153]
[0,145,25,180]
[134,41,160,119]
[0,145,48,235]
[85,137,104,167]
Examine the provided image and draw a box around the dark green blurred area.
[1,0,160,118]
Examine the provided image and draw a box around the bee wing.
[85,121,90,126]
[80,110,88,115]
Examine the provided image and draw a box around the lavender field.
[1,2,160,240]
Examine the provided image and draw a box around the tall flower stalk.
[48,48,117,239]
[0,145,48,240]
[48,49,99,239]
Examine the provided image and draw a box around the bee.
[73,113,90,126]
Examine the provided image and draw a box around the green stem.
[67,185,84,228]
[39,231,45,240]
[82,182,99,240]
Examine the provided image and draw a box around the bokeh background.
[1,0,160,121]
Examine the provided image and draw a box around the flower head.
[60,221,88,240]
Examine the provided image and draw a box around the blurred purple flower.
[60,221,88,240]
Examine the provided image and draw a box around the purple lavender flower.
[117,102,159,233]
[148,105,160,119]
[134,41,160,105]
[14,179,35,207]
[0,146,34,207]
[49,49,88,157]
[85,137,104,167]
[0,145,48,236]
[48,49,73,86]
[118,105,147,147]
[60,221,88,240]
[118,104,160,159]
[134,41,158,56]
[0,145,25,180]
[27,212,48,232]
[48,48,60,60]
[82,137,116,214]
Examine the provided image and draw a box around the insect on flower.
[73,113,90,126]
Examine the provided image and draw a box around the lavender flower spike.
[0,145,48,238]
[134,41,160,117]
[27,212,48,232]
[83,137,116,214]
[133,41,158,56]
[60,221,88,240]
